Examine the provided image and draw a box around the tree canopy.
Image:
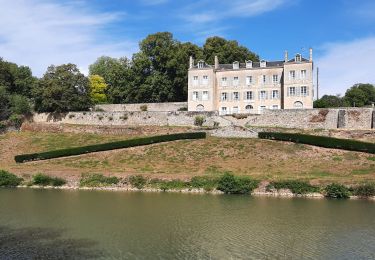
[34,64,92,113]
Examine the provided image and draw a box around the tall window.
[233,92,239,101]
[221,77,227,87]
[193,76,198,86]
[246,76,252,85]
[246,61,252,68]
[232,106,239,114]
[259,90,267,100]
[233,76,239,86]
[295,54,302,62]
[245,91,253,100]
[273,75,278,84]
[288,87,296,96]
[198,61,204,68]
[289,70,296,80]
[202,75,208,85]
[202,91,209,101]
[221,107,228,115]
[221,92,228,101]
[192,91,199,101]
[301,70,307,79]
[301,86,308,96]
[262,75,267,84]
[272,90,279,99]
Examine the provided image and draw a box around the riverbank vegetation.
[32,173,66,187]
[0,170,23,187]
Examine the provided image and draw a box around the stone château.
[188,49,314,114]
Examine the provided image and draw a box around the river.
[0,189,374,259]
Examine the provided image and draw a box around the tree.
[344,83,375,107]
[10,94,31,115]
[89,75,108,104]
[0,86,11,121]
[89,56,133,103]
[313,95,345,108]
[34,64,92,113]
[203,36,259,64]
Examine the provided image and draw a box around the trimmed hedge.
[15,132,206,163]
[258,132,375,154]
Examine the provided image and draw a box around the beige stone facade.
[188,50,314,114]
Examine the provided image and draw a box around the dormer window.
[198,60,205,68]
[260,60,266,68]
[246,60,253,68]
[295,54,302,62]
[233,61,239,70]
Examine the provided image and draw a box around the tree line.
[314,84,375,108]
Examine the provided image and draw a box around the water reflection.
[0,226,105,259]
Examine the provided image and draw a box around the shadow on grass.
[0,226,105,259]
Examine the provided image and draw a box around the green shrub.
[9,114,23,128]
[0,170,23,187]
[217,172,259,194]
[15,132,206,163]
[353,183,375,198]
[129,175,147,189]
[0,121,6,132]
[324,183,350,199]
[80,173,119,187]
[177,107,188,111]
[32,173,66,186]
[159,180,188,191]
[190,176,218,191]
[10,95,31,115]
[140,105,148,111]
[258,132,375,154]
[194,116,205,126]
[269,180,319,194]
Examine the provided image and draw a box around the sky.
[0,0,374,97]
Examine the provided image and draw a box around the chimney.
[214,56,219,69]
[284,50,288,63]
[189,56,194,69]
[309,48,313,62]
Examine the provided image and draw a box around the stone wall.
[32,108,374,130]
[95,102,187,112]
[33,111,232,128]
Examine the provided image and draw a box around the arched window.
[293,101,303,109]
[245,105,253,113]
[196,104,204,111]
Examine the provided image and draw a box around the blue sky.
[0,0,374,97]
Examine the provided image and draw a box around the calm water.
[0,189,375,259]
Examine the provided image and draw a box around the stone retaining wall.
[32,108,374,130]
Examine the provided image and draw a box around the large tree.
[344,83,375,107]
[203,36,259,64]
[89,75,108,104]
[34,64,92,113]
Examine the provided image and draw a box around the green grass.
[80,173,119,187]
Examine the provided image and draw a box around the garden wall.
[95,102,187,112]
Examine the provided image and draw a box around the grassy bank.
[0,130,374,185]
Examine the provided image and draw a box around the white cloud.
[0,0,138,76]
[315,37,375,96]
[179,0,290,40]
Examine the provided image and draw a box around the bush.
[10,95,31,115]
[194,116,205,126]
[190,176,218,191]
[258,132,375,154]
[9,114,23,128]
[269,180,319,194]
[80,173,119,187]
[177,107,188,111]
[353,183,375,198]
[324,183,350,199]
[15,132,206,163]
[0,170,23,187]
[159,180,188,191]
[140,105,148,111]
[0,121,6,132]
[217,172,259,194]
[32,173,66,186]
[129,175,147,189]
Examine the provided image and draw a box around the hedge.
[15,132,206,163]
[258,132,375,154]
